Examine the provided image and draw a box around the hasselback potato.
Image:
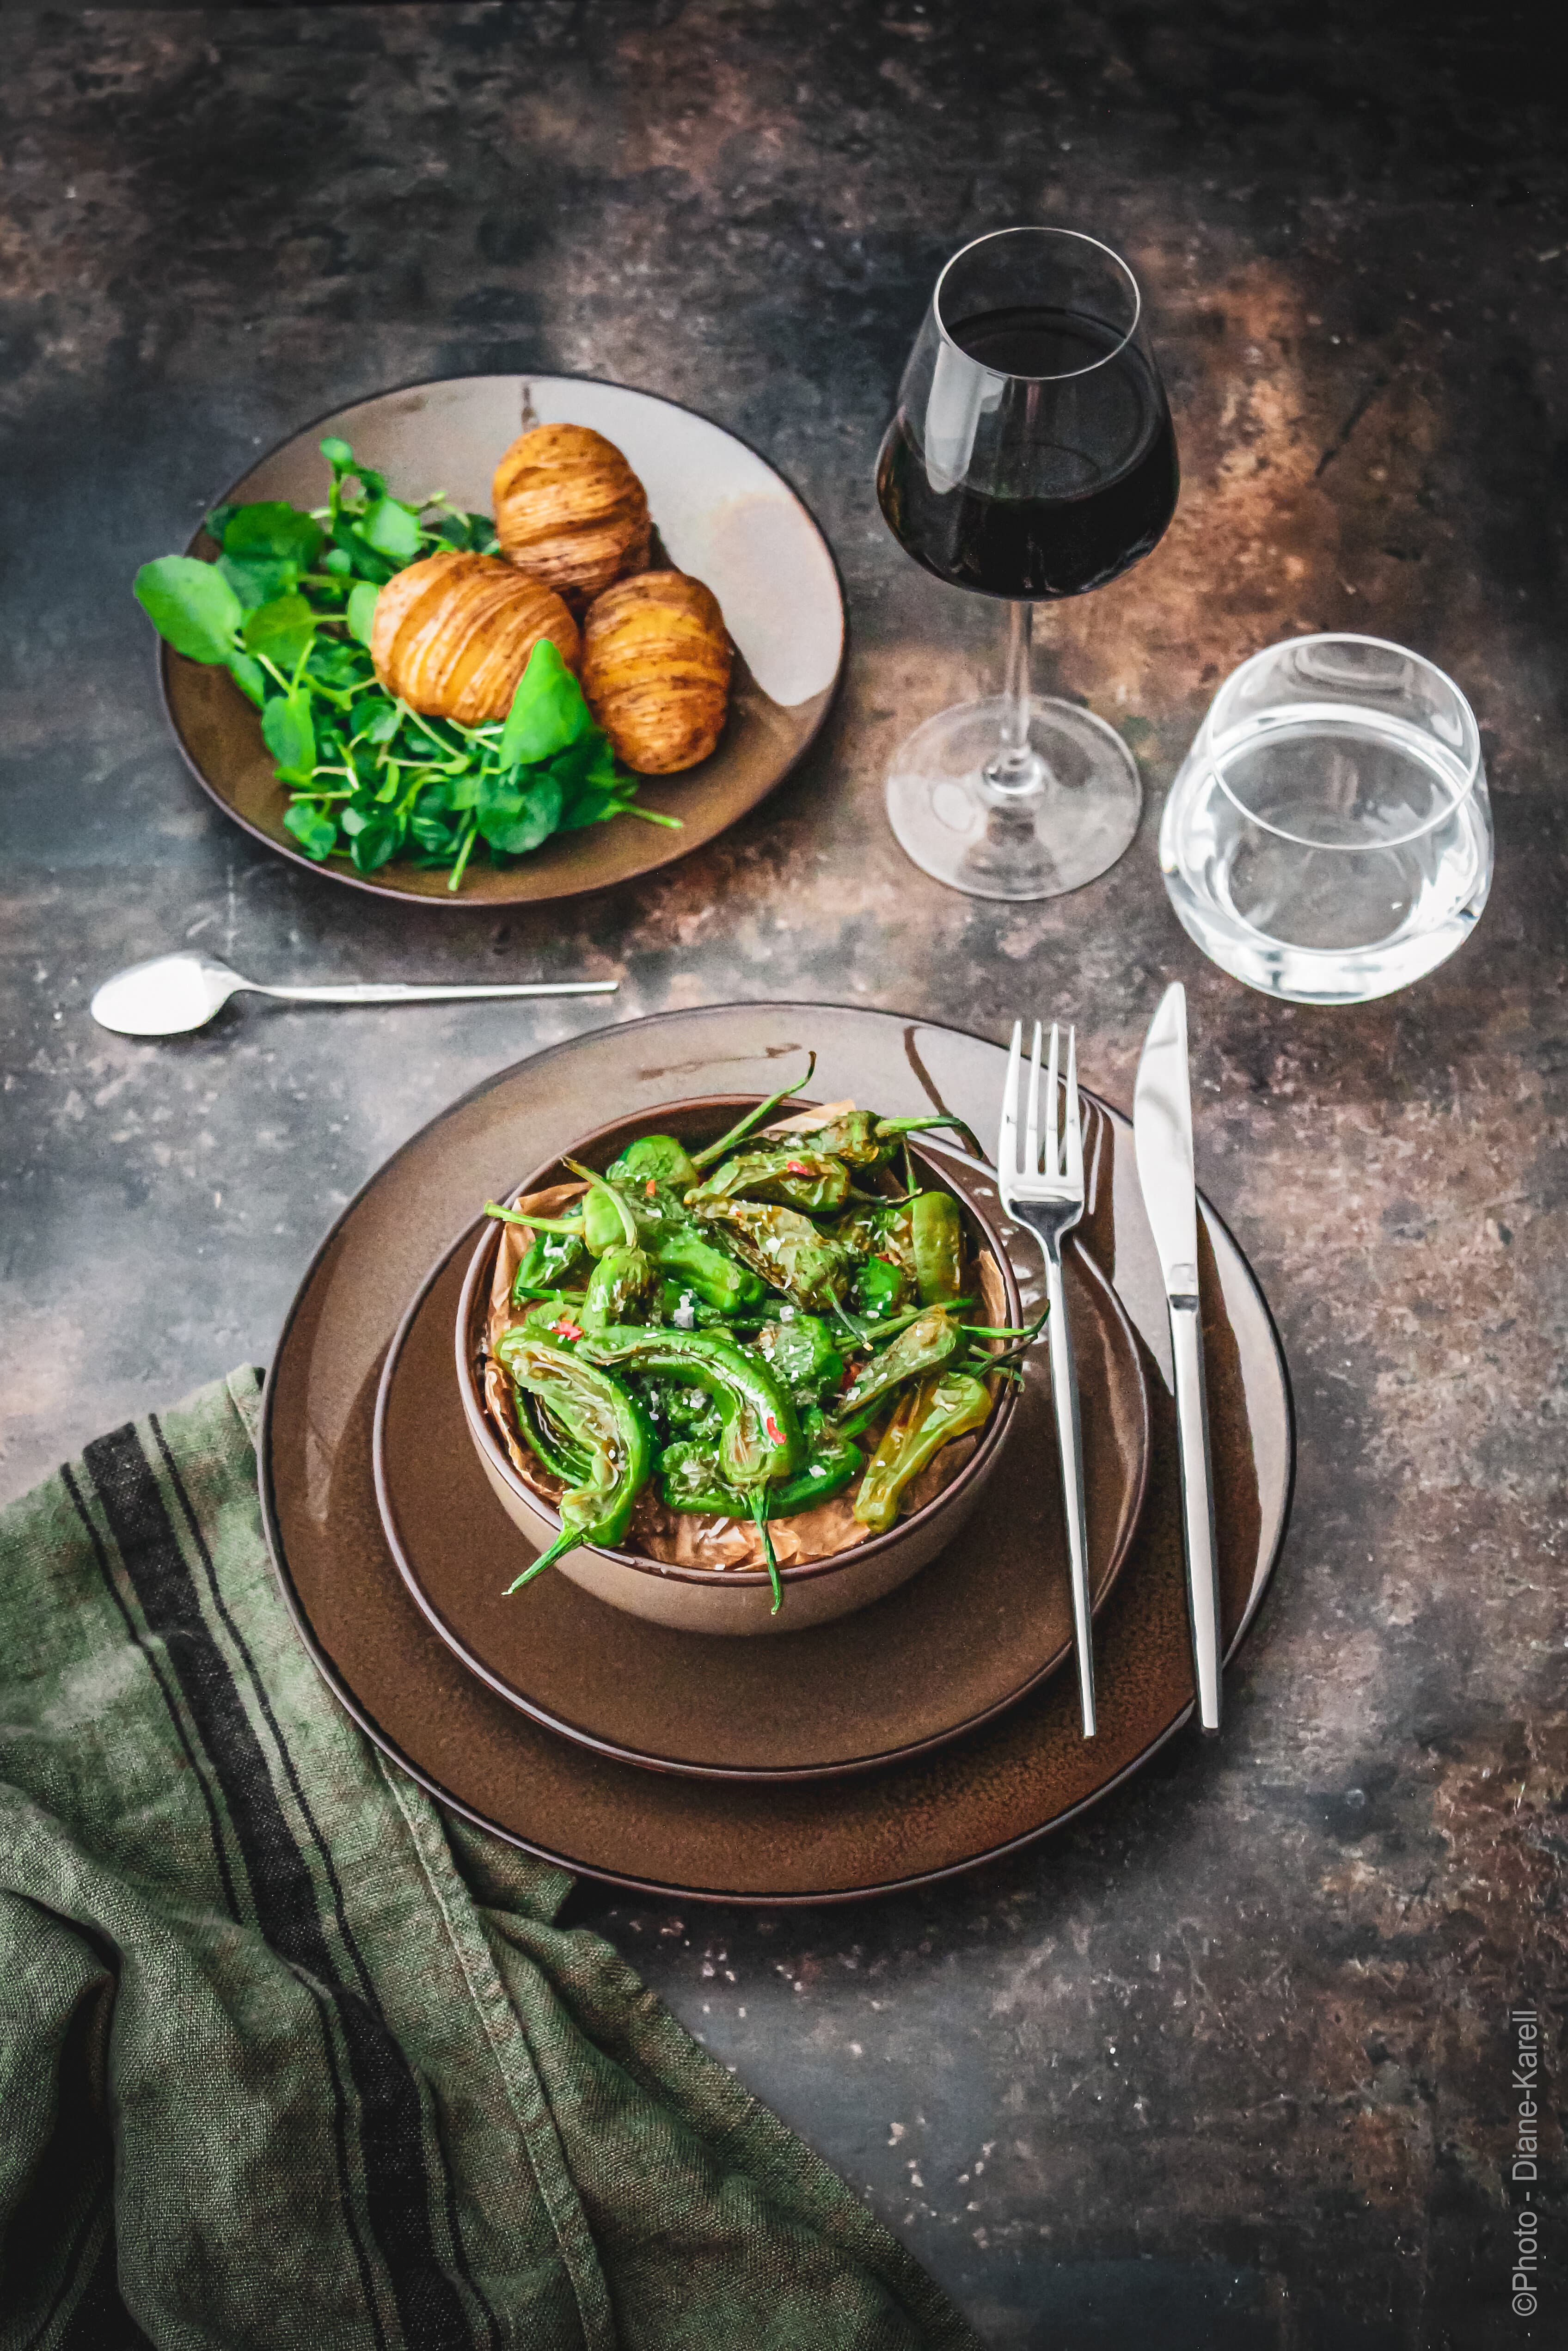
[581,570,732,774]
[370,551,579,725]
[492,424,651,605]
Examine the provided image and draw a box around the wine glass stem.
[986,601,1047,797]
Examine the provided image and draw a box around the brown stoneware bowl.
[454,1096,1023,1634]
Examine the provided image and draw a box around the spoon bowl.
[89,951,616,1038]
[91,954,245,1036]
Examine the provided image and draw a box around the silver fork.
[998,1019,1096,1738]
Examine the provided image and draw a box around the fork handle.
[1170,1297,1222,1734]
[1044,1249,1096,1738]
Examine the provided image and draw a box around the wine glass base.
[885,695,1142,901]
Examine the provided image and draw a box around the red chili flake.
[551,1318,582,1341]
[645,1179,658,1197]
[784,1159,810,1176]
[876,1252,899,1266]
[764,1413,784,1445]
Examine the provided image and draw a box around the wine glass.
[876,226,1178,900]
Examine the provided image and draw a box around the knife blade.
[1133,983,1222,1733]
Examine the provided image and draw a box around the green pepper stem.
[751,1488,783,1614]
[961,1311,1049,1340]
[826,1290,863,1342]
[689,1054,818,1169]
[875,1112,987,1158]
[503,1527,575,1592]
[968,1329,1045,1373]
[484,1203,585,1234]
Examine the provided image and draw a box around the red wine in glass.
[876,234,1179,899]
[878,308,1178,600]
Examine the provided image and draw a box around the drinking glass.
[876,226,1179,900]
[1159,634,1493,1004]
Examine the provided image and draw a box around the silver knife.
[1133,983,1222,1734]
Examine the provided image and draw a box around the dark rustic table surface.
[3,6,1562,2345]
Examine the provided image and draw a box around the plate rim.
[156,368,848,909]
[257,999,1298,1903]
[369,1172,1150,1782]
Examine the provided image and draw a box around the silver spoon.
[90,951,617,1038]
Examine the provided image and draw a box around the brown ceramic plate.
[259,1004,1295,1904]
[371,1123,1151,1778]
[160,373,845,906]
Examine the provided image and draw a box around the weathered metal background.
[1,6,1562,2342]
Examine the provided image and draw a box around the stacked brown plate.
[260,1004,1294,1904]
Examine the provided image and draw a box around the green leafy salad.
[482,1060,1044,1612]
[133,439,676,890]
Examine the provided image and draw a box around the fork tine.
[999,1019,1023,1184]
[1024,1021,1043,1178]
[1065,1026,1082,1191]
[1044,1022,1060,1177]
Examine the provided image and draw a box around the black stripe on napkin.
[84,1422,473,2351]
[61,1461,243,1924]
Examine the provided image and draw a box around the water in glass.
[1160,635,1492,1005]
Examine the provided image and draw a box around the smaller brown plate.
[160,373,845,906]
[372,1173,1151,1781]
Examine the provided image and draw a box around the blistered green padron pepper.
[685,1146,854,1215]
[853,1372,992,1534]
[494,1333,654,1586]
[691,1198,851,1315]
[833,1307,963,1436]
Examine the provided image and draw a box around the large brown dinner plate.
[161,374,845,906]
[371,1134,1152,1779]
[260,1004,1295,1903]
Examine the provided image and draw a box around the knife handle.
[1169,1295,1222,1734]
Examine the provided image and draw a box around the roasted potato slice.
[370,551,579,725]
[581,570,731,774]
[492,423,651,605]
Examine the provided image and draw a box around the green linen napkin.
[0,1368,979,2351]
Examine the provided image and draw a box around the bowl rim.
[453,1092,1023,1587]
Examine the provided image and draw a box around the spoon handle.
[252,980,618,1005]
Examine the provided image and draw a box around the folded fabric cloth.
[0,1369,978,2351]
